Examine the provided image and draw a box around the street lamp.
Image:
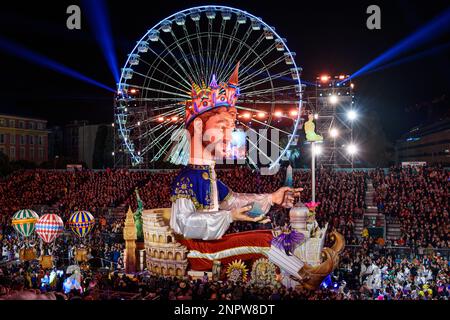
[347,143,357,169]
[312,143,322,156]
[329,94,338,105]
[329,128,339,138]
[347,110,357,121]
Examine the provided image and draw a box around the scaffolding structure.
[302,74,356,168]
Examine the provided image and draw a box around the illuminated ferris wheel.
[114,5,303,170]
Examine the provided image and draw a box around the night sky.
[0,0,449,143]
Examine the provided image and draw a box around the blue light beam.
[348,7,450,81]
[365,41,450,76]
[0,36,114,92]
[83,0,120,83]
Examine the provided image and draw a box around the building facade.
[0,114,48,164]
[395,118,450,165]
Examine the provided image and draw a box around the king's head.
[185,62,240,128]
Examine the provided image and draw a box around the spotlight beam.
[0,36,114,92]
[365,41,450,76]
[83,0,120,83]
[347,7,450,81]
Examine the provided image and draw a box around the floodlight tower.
[312,74,356,168]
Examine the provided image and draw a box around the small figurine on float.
[271,223,305,256]
[305,201,320,238]
[134,188,144,240]
[304,113,323,142]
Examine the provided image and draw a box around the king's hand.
[230,206,271,224]
[271,187,303,208]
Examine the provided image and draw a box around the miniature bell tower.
[123,206,137,273]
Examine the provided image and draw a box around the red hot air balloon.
[35,214,64,243]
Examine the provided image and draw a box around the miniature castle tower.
[123,206,137,273]
[142,208,188,277]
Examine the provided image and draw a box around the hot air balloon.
[35,214,64,243]
[68,211,95,238]
[11,209,39,238]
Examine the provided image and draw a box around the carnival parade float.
[116,6,345,290]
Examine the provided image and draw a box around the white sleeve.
[170,198,233,240]
[219,191,273,214]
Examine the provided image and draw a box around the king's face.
[203,107,237,158]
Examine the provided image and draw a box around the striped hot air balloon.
[68,211,95,238]
[35,214,64,243]
[11,209,39,238]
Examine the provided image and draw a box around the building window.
[0,134,4,144]
[19,121,25,129]
[20,135,26,145]
[39,148,44,160]
[29,122,35,130]
[29,135,34,145]
[20,147,25,159]
[10,134,15,145]
[0,146,5,155]
[9,120,15,128]
[37,123,44,130]
[10,146,15,160]
[30,148,34,161]
[38,136,43,145]
[0,119,5,127]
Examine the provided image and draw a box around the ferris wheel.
[114,5,303,170]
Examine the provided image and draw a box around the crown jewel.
[185,62,240,127]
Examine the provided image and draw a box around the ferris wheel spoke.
[170,30,202,85]
[240,85,297,97]
[251,118,292,135]
[152,126,185,161]
[240,69,292,91]
[239,55,285,86]
[194,21,207,81]
[138,56,191,91]
[246,134,275,166]
[215,19,241,80]
[239,43,276,74]
[139,121,178,145]
[159,38,194,83]
[134,98,185,103]
[217,24,253,81]
[220,32,265,81]
[205,18,214,81]
[182,25,203,84]
[235,105,269,115]
[141,123,181,155]
[210,19,227,77]
[240,122,281,150]
[133,71,190,95]
[231,34,266,71]
[146,47,192,89]
[132,84,190,99]
[140,107,184,127]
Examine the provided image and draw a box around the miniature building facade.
[142,209,188,277]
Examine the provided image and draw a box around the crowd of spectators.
[0,165,448,300]
[1,239,448,300]
[371,165,449,248]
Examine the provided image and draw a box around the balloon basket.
[19,248,36,262]
[75,248,88,263]
[40,255,53,269]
